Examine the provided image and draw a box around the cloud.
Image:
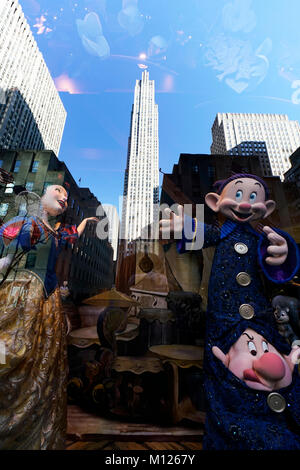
[162,75,174,93]
[118,0,144,37]
[222,0,256,33]
[54,74,82,94]
[76,12,110,59]
[33,15,52,35]
[80,148,103,160]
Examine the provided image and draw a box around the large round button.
[239,304,255,319]
[234,242,248,255]
[236,272,251,286]
[267,393,286,413]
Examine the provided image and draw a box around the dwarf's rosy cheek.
[252,202,266,211]
[229,354,253,377]
[219,198,237,209]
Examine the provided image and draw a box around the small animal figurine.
[272,295,300,346]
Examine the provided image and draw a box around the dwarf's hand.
[77,217,99,237]
[159,205,184,240]
[284,344,300,373]
[263,226,288,266]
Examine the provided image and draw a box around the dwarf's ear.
[263,199,276,218]
[212,346,230,368]
[205,192,221,212]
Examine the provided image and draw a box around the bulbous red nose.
[253,353,285,381]
[238,202,252,212]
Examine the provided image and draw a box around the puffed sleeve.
[0,216,44,252]
[258,228,300,284]
[58,224,79,246]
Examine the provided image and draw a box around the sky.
[20,0,300,212]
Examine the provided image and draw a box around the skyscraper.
[0,0,66,156]
[121,71,159,241]
[211,113,300,179]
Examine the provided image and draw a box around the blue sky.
[20,0,300,211]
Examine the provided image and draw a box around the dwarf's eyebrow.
[254,182,262,187]
[234,180,243,185]
[242,332,254,340]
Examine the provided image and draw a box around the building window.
[5,183,14,193]
[208,166,215,178]
[0,203,9,217]
[25,252,36,269]
[26,181,34,191]
[31,161,39,173]
[13,160,21,173]
[192,164,199,174]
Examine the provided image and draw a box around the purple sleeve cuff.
[258,228,300,284]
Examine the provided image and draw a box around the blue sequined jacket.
[177,217,300,450]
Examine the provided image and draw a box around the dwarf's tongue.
[243,368,260,382]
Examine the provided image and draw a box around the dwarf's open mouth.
[243,368,261,383]
[231,209,252,220]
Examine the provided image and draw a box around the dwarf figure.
[0,185,98,450]
[210,329,300,449]
[160,173,300,449]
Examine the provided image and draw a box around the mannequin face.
[205,177,276,223]
[41,185,68,217]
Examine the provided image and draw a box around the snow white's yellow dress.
[0,216,78,449]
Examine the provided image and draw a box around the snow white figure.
[0,185,97,449]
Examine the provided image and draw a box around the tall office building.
[211,113,300,179]
[121,71,159,241]
[0,0,66,156]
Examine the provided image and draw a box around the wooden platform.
[67,405,204,450]
[66,439,203,451]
